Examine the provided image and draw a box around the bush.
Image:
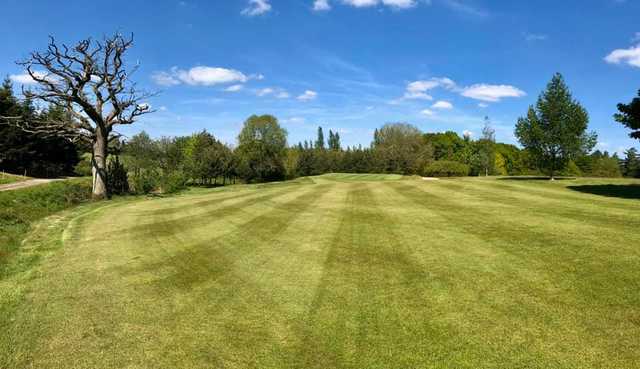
[74,153,93,177]
[107,156,129,196]
[590,157,622,178]
[424,161,470,177]
[129,172,158,195]
[160,171,188,194]
[560,160,583,177]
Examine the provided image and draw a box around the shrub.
[590,157,622,178]
[424,160,470,177]
[160,171,188,194]
[129,172,158,195]
[107,156,129,196]
[560,160,583,177]
[74,153,93,177]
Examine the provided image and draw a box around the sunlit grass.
[0,172,29,185]
[2,175,639,368]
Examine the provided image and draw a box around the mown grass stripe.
[433,179,640,229]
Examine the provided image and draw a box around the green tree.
[615,90,640,140]
[236,115,288,182]
[123,132,159,193]
[328,129,341,151]
[590,153,622,178]
[423,131,465,160]
[622,148,640,178]
[478,116,496,176]
[372,123,425,174]
[0,78,78,177]
[494,153,508,176]
[315,126,325,150]
[515,73,597,180]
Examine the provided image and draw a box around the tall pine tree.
[315,126,325,150]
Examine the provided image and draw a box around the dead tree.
[8,33,153,199]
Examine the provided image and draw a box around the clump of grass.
[0,179,91,273]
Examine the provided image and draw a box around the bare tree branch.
[8,32,155,198]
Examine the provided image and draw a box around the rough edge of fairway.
[0,173,30,186]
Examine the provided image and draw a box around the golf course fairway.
[2,174,639,369]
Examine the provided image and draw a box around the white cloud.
[242,0,272,16]
[461,84,526,102]
[421,109,435,116]
[463,130,473,138]
[605,44,640,68]
[432,100,453,110]
[478,103,489,108]
[151,71,180,86]
[255,87,289,98]
[339,0,421,9]
[404,92,433,100]
[404,81,437,100]
[342,0,378,7]
[382,0,418,9]
[313,0,331,11]
[225,84,244,92]
[297,90,318,101]
[152,66,256,87]
[256,87,275,96]
[401,77,456,101]
[9,71,55,85]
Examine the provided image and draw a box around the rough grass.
[0,179,92,271]
[1,174,640,369]
[0,173,29,185]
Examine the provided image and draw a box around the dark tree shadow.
[498,176,577,181]
[568,185,640,200]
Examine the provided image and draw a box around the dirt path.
[0,178,63,192]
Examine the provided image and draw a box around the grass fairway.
[2,174,640,369]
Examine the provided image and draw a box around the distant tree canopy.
[615,89,640,140]
[236,115,288,182]
[515,73,597,179]
[0,78,78,177]
[372,123,427,174]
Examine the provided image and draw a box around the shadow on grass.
[498,176,577,181]
[568,184,640,200]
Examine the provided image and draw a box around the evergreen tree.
[515,73,597,180]
[315,126,325,150]
[0,78,78,177]
[622,148,640,178]
[327,129,342,151]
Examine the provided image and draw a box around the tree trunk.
[92,129,108,200]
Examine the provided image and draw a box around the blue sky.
[2,0,640,153]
